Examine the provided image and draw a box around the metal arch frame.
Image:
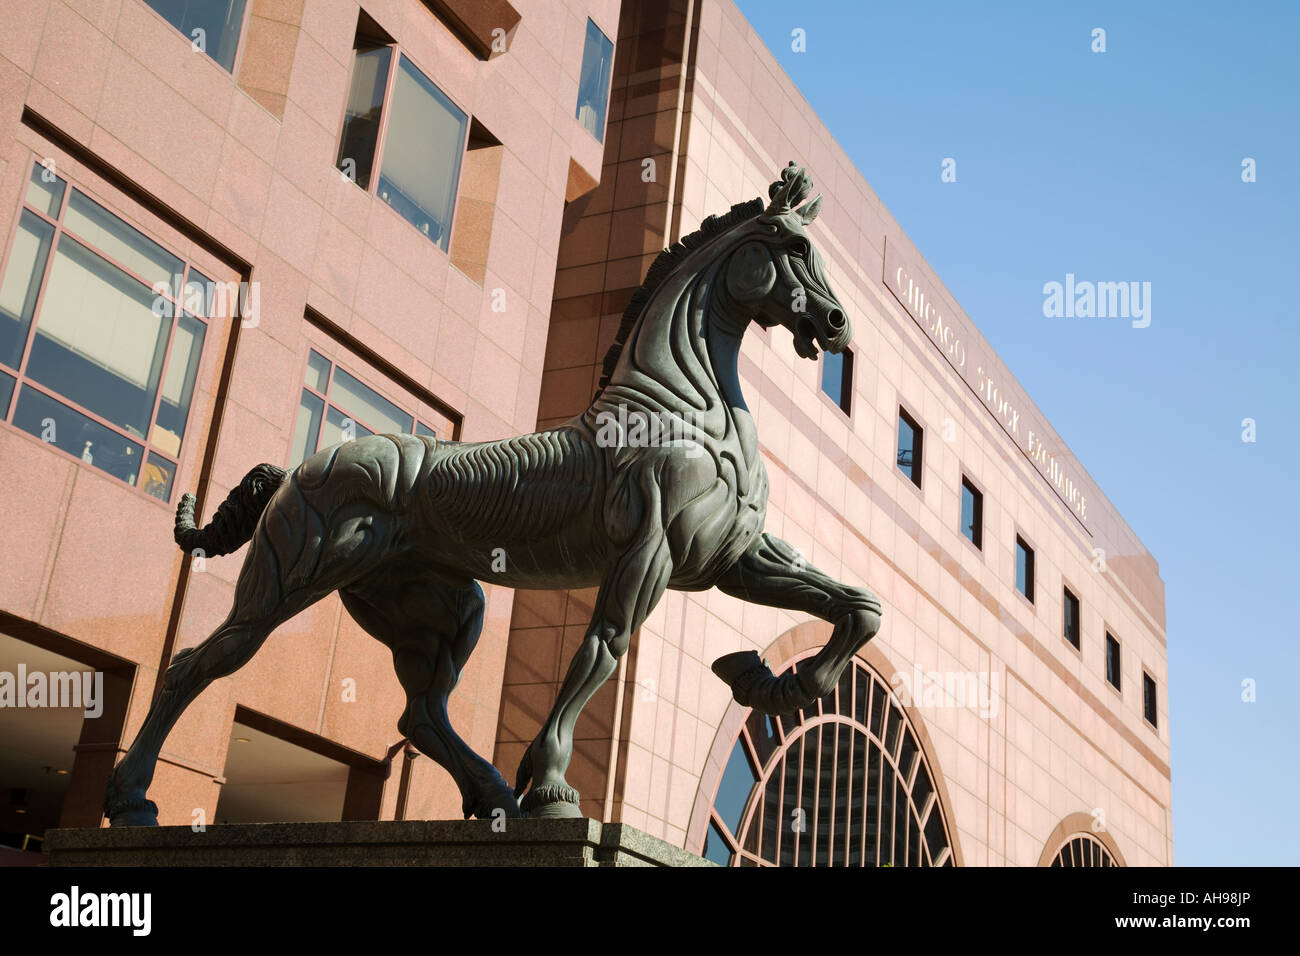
[706,655,954,867]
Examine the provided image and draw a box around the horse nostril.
[827,308,845,329]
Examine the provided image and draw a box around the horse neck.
[595,258,747,421]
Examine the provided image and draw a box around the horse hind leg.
[104,525,325,826]
[341,578,519,820]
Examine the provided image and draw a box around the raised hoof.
[520,782,582,818]
[711,650,769,705]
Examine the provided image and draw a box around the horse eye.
[789,237,810,258]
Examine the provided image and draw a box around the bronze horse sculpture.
[104,162,884,825]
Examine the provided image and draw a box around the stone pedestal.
[43,819,713,867]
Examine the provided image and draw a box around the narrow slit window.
[575,18,614,141]
[960,476,982,549]
[1015,536,1034,603]
[1063,587,1081,649]
[1105,632,1122,691]
[897,407,922,488]
[820,348,853,415]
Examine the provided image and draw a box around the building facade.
[0,0,1170,867]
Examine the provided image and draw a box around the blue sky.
[734,0,1300,865]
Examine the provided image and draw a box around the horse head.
[720,161,851,360]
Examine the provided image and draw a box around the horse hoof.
[520,783,582,818]
[469,785,523,821]
[712,650,763,685]
[712,650,771,705]
[108,800,159,828]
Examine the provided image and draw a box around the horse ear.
[798,194,822,224]
[726,241,777,303]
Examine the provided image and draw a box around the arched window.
[1048,833,1117,867]
[701,656,953,866]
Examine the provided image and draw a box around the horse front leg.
[710,533,883,715]
[515,484,672,818]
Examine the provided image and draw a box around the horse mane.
[594,196,766,395]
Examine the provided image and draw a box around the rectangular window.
[820,348,852,415]
[0,161,213,502]
[290,348,450,467]
[141,0,249,72]
[1105,632,1121,691]
[960,476,982,549]
[897,407,922,487]
[336,38,469,250]
[1143,672,1157,727]
[1015,535,1034,603]
[1063,586,1081,649]
[575,18,614,141]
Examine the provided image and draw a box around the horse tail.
[173,463,288,557]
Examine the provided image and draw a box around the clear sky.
[734,0,1300,865]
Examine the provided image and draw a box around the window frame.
[959,474,983,551]
[0,154,225,505]
[819,346,853,418]
[896,404,924,490]
[1062,584,1082,652]
[1013,532,1035,605]
[701,654,955,867]
[1104,630,1122,695]
[334,36,473,252]
[1141,668,1158,728]
[135,0,253,76]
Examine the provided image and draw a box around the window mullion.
[369,44,401,198]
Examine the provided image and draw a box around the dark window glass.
[1015,536,1034,602]
[1143,672,1157,727]
[960,476,982,549]
[820,348,852,414]
[760,755,782,863]
[1063,587,1081,649]
[779,736,802,866]
[897,407,922,487]
[141,0,248,72]
[1051,834,1114,867]
[0,370,13,418]
[714,738,757,836]
[575,18,614,141]
[897,727,918,783]
[14,387,144,484]
[143,451,176,502]
[701,820,733,866]
[746,710,779,769]
[336,45,394,191]
[1105,632,1121,690]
